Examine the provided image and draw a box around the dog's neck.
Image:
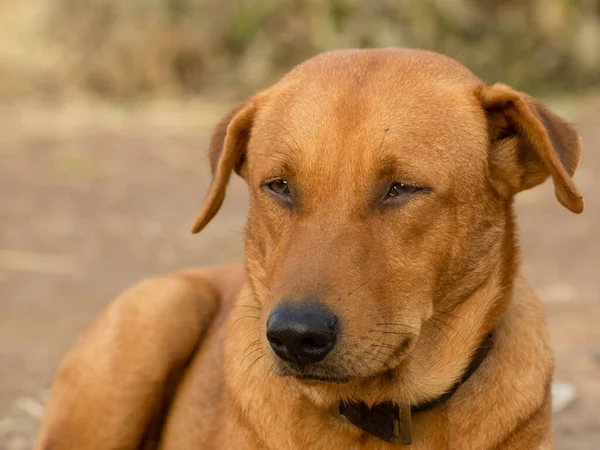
[334,331,495,444]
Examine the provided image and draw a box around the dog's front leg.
[34,270,224,450]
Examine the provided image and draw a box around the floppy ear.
[476,83,584,213]
[191,101,255,233]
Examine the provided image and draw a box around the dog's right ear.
[191,101,255,234]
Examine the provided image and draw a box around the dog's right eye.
[266,179,291,196]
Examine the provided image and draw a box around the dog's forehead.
[250,49,488,184]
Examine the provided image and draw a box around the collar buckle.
[337,401,412,444]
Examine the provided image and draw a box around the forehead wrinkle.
[254,95,399,202]
[250,149,297,179]
[250,66,487,201]
[377,152,446,187]
[247,129,300,182]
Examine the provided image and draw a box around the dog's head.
[192,49,582,391]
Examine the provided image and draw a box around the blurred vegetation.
[9,0,600,100]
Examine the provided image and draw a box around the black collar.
[335,332,494,445]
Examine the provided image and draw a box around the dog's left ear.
[191,100,256,233]
[476,83,584,213]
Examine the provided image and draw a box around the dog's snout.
[266,302,338,367]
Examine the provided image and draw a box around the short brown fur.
[36,48,583,450]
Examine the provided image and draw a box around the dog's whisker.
[375,316,456,346]
[397,349,424,370]
[368,346,395,361]
[362,334,400,347]
[250,273,273,294]
[239,346,264,367]
[243,353,268,378]
[229,315,261,330]
[266,120,302,155]
[240,338,262,360]
[367,328,433,347]
[262,361,277,385]
[247,325,264,334]
[373,321,419,329]
[308,386,319,405]
[346,271,378,297]
[363,330,424,369]
[431,317,467,345]
[364,351,388,367]
[370,343,397,350]
[346,279,369,297]
[428,317,461,347]
[242,336,262,349]
[234,304,263,310]
[372,307,465,336]
[276,136,297,157]
[313,384,327,405]
[371,305,415,312]
[368,330,410,336]
[373,322,426,338]
[374,313,423,321]
[365,307,419,318]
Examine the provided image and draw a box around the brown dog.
[35,48,584,449]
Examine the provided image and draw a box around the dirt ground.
[0,96,598,449]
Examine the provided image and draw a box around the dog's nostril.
[268,336,283,347]
[301,337,327,349]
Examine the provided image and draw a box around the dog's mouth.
[272,337,413,385]
[294,373,351,384]
[273,363,351,384]
[276,363,400,386]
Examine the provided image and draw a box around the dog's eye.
[385,183,421,200]
[267,179,290,195]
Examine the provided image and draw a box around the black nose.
[266,302,338,367]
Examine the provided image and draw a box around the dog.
[35,48,584,449]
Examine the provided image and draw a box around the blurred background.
[0,0,598,448]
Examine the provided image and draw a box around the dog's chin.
[274,364,352,384]
[273,360,402,386]
[294,373,351,384]
[273,362,404,409]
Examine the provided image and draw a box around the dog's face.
[193,49,583,389]
[241,57,495,383]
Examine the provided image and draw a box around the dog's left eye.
[385,183,421,200]
[266,179,291,195]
